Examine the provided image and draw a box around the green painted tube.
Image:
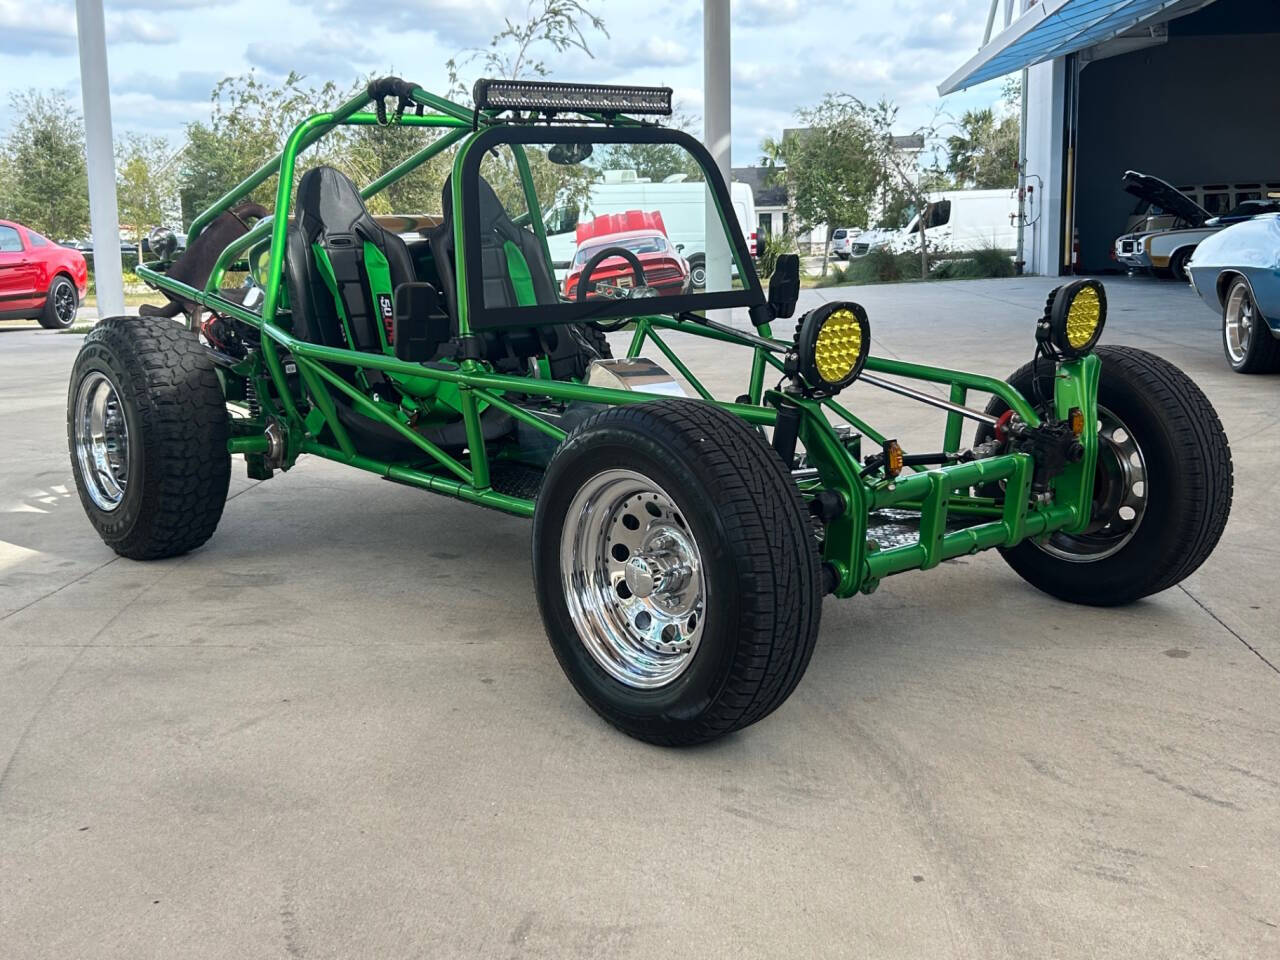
[228,435,269,454]
[645,329,715,401]
[302,441,535,517]
[360,126,468,200]
[864,355,1040,425]
[865,503,1075,581]
[471,387,567,441]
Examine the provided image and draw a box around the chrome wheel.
[1039,405,1147,562]
[1224,282,1254,365]
[53,280,77,325]
[74,371,130,511]
[559,469,706,689]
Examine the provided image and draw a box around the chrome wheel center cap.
[624,555,658,598]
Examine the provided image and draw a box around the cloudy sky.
[0,0,1007,165]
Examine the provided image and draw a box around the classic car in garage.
[1186,212,1280,373]
[1113,171,1280,281]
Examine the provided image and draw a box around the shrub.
[841,247,924,284]
[929,247,1016,280]
[755,231,796,280]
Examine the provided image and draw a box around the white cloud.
[733,0,800,27]
[0,0,176,56]
[245,33,376,78]
[616,37,689,68]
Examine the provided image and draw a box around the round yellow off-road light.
[796,301,870,394]
[1047,279,1107,358]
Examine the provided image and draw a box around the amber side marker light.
[883,439,904,479]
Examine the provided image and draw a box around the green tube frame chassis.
[134,79,1103,600]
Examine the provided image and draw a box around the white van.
[545,172,756,286]
[853,189,1018,257]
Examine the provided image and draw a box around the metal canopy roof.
[939,0,1212,94]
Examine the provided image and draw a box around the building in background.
[941,0,1280,276]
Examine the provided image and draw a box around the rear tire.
[982,345,1232,606]
[68,315,230,559]
[688,254,706,290]
[1222,277,1280,373]
[1167,247,1192,283]
[533,400,821,745]
[39,275,78,329]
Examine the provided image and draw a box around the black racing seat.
[430,175,599,378]
[286,165,425,361]
[429,174,561,320]
[284,165,514,458]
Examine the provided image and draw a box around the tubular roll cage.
[134,82,1102,599]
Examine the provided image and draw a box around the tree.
[115,133,177,250]
[763,96,885,276]
[589,108,703,185]
[945,107,1019,189]
[178,72,344,226]
[0,90,90,241]
[447,0,608,96]
[855,97,948,276]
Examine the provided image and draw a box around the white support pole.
[703,0,732,307]
[75,0,124,319]
[983,0,999,45]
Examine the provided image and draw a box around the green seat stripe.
[362,240,395,352]
[502,240,538,307]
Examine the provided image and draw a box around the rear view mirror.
[767,254,800,319]
[548,142,593,165]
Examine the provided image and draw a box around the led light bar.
[473,78,673,116]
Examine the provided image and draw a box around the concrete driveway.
[2,276,1277,958]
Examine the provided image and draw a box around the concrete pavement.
[1,276,1277,958]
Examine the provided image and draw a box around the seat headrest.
[440,174,513,232]
[297,166,371,237]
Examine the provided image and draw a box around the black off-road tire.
[1221,277,1280,374]
[68,315,230,559]
[533,400,822,745]
[981,345,1232,606]
[39,274,78,329]
[573,322,613,361]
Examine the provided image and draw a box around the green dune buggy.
[68,78,1232,745]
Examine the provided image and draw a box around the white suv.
[830,227,858,259]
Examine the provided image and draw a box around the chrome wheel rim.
[560,469,706,689]
[1038,405,1147,562]
[690,264,706,288]
[1224,283,1253,364]
[54,281,76,324]
[74,371,130,511]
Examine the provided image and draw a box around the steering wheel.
[575,246,648,302]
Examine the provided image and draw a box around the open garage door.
[1073,0,1280,273]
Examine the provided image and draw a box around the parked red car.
[0,219,88,329]
[563,211,690,301]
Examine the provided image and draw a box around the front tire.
[1222,277,1280,373]
[983,345,1232,606]
[533,400,822,745]
[1167,247,1192,283]
[39,275,78,329]
[68,315,231,559]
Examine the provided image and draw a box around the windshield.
[1223,200,1280,219]
[459,126,759,330]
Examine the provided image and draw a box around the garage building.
[941,0,1280,276]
